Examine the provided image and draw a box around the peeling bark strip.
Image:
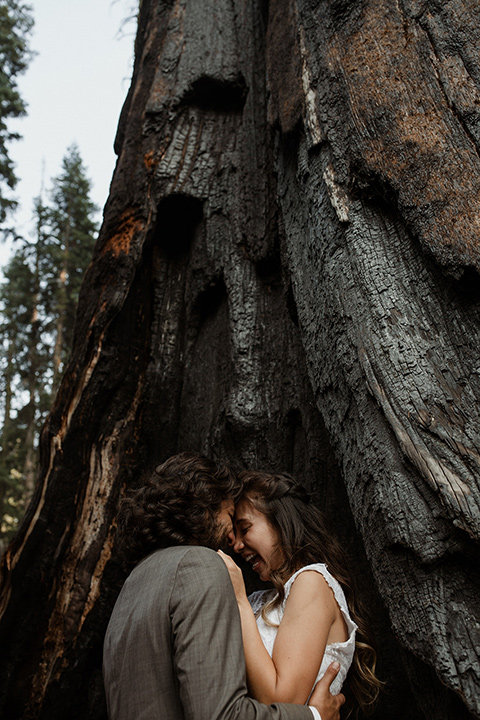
[1,1,480,718]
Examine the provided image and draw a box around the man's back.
[103,545,189,719]
[103,544,311,720]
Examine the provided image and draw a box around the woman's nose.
[232,536,244,553]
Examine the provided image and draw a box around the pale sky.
[2,0,136,266]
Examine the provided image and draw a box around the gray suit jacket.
[103,545,312,720]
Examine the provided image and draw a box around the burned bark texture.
[1,0,480,718]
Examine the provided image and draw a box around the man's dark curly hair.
[117,452,240,564]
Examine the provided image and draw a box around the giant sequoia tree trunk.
[1,1,479,718]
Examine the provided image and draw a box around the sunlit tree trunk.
[0,1,479,719]
[22,242,41,503]
[0,331,14,545]
[52,222,69,389]
[52,268,66,388]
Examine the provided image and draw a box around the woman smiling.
[219,470,382,716]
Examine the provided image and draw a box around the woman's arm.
[218,552,338,705]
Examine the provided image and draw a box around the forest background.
[0,0,135,550]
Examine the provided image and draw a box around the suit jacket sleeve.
[170,547,312,720]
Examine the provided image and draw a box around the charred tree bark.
[0,1,479,719]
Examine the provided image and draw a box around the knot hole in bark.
[153,194,203,258]
[182,74,248,113]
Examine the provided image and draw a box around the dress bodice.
[247,563,357,697]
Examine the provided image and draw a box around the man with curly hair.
[103,452,344,720]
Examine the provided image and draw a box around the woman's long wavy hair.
[239,470,383,717]
[117,452,240,565]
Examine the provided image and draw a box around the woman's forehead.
[234,498,261,522]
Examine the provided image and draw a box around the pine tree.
[0,0,34,226]
[0,244,36,545]
[0,147,98,547]
[46,145,99,387]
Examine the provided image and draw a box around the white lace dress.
[248,563,357,696]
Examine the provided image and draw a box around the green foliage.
[47,145,98,369]
[0,0,34,224]
[0,145,99,547]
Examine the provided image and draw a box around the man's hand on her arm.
[308,662,345,720]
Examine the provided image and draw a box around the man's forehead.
[220,498,235,514]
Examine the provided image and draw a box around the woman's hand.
[217,550,248,605]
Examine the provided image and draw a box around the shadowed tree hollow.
[1,1,480,718]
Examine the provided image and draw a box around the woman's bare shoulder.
[287,568,339,610]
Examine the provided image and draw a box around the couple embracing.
[103,453,381,719]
